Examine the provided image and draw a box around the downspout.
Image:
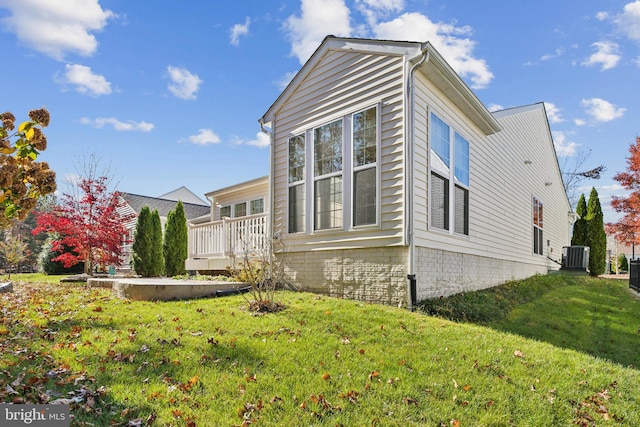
[259,119,275,265]
[406,46,430,311]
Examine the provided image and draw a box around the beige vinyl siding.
[210,183,268,221]
[272,49,406,252]
[413,72,570,266]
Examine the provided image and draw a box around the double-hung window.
[288,134,305,233]
[314,119,343,230]
[533,197,544,255]
[220,205,231,218]
[353,106,377,226]
[234,202,247,218]
[429,112,470,235]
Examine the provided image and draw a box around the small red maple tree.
[33,175,133,274]
[608,137,640,246]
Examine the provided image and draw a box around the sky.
[1,0,639,224]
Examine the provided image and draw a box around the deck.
[186,213,268,271]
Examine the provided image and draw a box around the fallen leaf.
[514,350,525,358]
[322,373,331,381]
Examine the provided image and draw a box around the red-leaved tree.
[607,137,640,246]
[33,175,133,274]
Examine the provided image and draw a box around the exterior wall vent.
[561,246,589,271]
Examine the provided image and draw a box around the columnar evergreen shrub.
[586,187,606,276]
[150,209,164,276]
[571,193,588,246]
[163,201,188,277]
[132,206,152,276]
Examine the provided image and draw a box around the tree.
[608,137,640,247]
[0,234,27,279]
[150,209,164,276]
[586,187,606,276]
[132,206,152,276]
[33,175,132,274]
[618,253,629,272]
[560,148,605,209]
[571,193,588,246]
[1,109,56,228]
[163,201,187,277]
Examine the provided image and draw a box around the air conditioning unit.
[561,246,590,271]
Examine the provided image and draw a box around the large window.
[429,112,469,235]
[314,119,343,230]
[288,134,305,233]
[353,107,377,226]
[287,105,378,234]
[533,197,544,255]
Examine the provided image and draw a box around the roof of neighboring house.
[205,175,268,198]
[157,186,207,205]
[118,192,210,220]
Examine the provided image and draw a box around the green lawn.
[1,274,639,426]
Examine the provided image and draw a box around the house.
[118,188,210,268]
[185,176,269,272]
[187,36,573,307]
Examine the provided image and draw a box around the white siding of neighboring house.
[207,178,269,221]
[271,47,407,252]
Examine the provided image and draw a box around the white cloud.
[166,66,202,100]
[540,47,565,62]
[275,70,297,90]
[230,17,250,46]
[371,12,493,88]
[544,102,564,123]
[581,41,621,70]
[81,117,154,132]
[0,0,114,60]
[59,63,111,96]
[614,0,640,41]
[581,97,626,122]
[187,129,220,145]
[283,0,352,64]
[487,103,504,112]
[552,131,580,157]
[596,11,609,21]
[282,1,494,89]
[236,132,271,148]
[574,118,587,126]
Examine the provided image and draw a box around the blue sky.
[1,0,638,223]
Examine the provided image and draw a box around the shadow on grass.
[417,275,640,369]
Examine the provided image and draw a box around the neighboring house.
[186,176,268,271]
[188,36,572,307]
[118,188,210,268]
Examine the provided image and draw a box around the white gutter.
[405,46,430,310]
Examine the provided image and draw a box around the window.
[314,119,343,230]
[353,106,377,226]
[533,197,544,255]
[288,134,305,233]
[286,104,378,234]
[429,113,470,235]
[250,198,264,215]
[234,202,247,218]
[220,205,231,218]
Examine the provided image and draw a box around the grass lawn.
[1,274,640,426]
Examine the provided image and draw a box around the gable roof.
[158,186,207,205]
[118,192,210,220]
[259,36,501,135]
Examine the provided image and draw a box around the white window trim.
[287,103,382,235]
[427,109,471,237]
[533,195,544,256]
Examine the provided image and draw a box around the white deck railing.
[188,213,268,259]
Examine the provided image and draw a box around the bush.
[163,201,187,277]
[40,242,84,275]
